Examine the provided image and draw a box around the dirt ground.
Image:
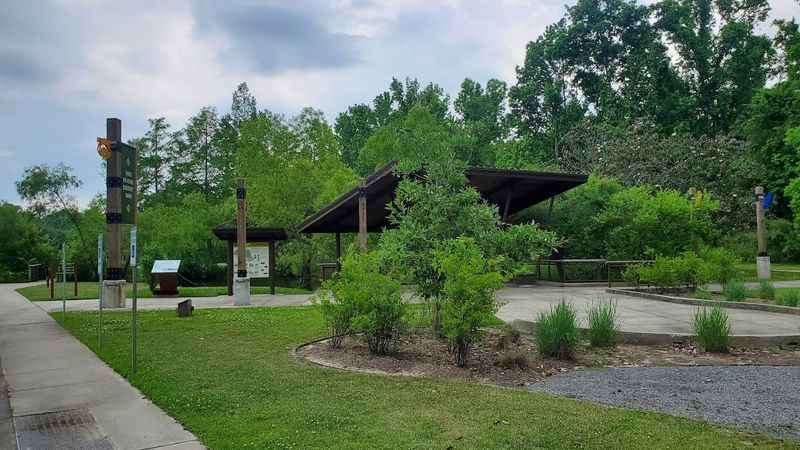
[297,329,800,387]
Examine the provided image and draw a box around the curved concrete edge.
[606,288,800,316]
[509,319,800,348]
[292,336,426,378]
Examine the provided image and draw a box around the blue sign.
[763,192,774,210]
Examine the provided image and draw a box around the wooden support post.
[49,267,54,299]
[236,179,247,278]
[358,184,367,252]
[755,186,771,280]
[502,189,512,223]
[755,186,767,256]
[106,118,122,281]
[335,232,342,271]
[234,178,251,305]
[269,240,276,295]
[74,261,78,296]
[227,240,233,296]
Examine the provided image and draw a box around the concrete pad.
[496,286,800,342]
[0,282,205,449]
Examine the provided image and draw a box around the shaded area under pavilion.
[298,162,588,265]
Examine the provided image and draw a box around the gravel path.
[527,366,800,441]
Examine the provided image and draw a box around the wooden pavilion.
[298,162,588,263]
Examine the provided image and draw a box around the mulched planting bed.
[298,328,800,388]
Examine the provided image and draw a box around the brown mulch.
[297,329,800,388]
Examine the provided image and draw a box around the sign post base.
[102,280,126,308]
[234,276,251,306]
[756,256,771,280]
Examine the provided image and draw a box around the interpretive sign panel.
[233,243,269,278]
[151,260,181,274]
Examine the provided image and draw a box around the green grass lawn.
[736,263,800,281]
[17,282,310,301]
[54,307,792,449]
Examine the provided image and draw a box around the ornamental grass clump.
[723,280,747,302]
[693,306,731,353]
[317,251,406,354]
[776,290,800,307]
[536,300,579,360]
[586,299,618,348]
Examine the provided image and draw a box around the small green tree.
[433,238,504,367]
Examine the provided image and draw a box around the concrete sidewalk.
[33,291,314,313]
[0,283,204,450]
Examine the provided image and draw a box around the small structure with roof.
[212,227,288,295]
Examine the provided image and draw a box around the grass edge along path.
[54,307,794,450]
[17,282,310,301]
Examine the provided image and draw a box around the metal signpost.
[130,225,138,374]
[97,234,104,351]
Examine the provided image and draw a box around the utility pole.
[755,186,771,280]
[234,178,250,305]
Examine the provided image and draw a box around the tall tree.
[133,117,173,205]
[179,107,222,200]
[656,0,774,134]
[455,78,509,151]
[15,164,86,246]
[230,82,258,127]
[334,104,377,168]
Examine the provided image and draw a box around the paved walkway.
[496,286,800,337]
[0,283,205,449]
[33,291,314,313]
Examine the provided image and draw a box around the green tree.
[175,107,223,200]
[455,78,509,164]
[656,0,774,134]
[132,117,173,205]
[433,237,504,367]
[15,164,86,247]
[0,202,52,276]
[334,104,377,168]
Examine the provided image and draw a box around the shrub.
[693,306,731,353]
[723,280,747,302]
[536,301,579,360]
[318,251,406,354]
[586,299,618,347]
[632,252,710,291]
[756,279,775,300]
[775,290,800,307]
[433,237,504,367]
[701,247,741,288]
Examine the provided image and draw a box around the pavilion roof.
[298,162,588,234]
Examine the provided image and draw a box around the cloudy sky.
[1,0,797,206]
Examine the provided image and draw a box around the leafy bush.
[775,290,800,307]
[318,251,406,354]
[700,247,740,288]
[597,187,720,260]
[632,252,710,291]
[536,301,579,360]
[756,279,775,300]
[433,237,505,367]
[693,306,731,353]
[586,300,618,347]
[723,281,748,302]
